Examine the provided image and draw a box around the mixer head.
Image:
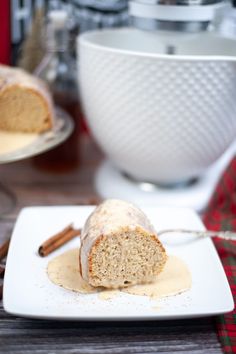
[129,0,226,32]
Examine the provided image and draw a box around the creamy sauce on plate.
[47,248,191,299]
[123,256,191,298]
[47,248,95,294]
[0,131,38,155]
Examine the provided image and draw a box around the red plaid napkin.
[203,157,236,354]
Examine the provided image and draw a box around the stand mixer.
[79,0,236,212]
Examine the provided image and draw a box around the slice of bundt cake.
[80,199,167,289]
[0,65,54,133]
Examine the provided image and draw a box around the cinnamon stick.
[0,238,10,261]
[38,224,81,257]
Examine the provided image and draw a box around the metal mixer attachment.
[129,0,226,33]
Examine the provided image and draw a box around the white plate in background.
[0,108,73,164]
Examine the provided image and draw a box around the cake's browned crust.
[88,234,106,279]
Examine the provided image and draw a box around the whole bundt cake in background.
[0,65,54,134]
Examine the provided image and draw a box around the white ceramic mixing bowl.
[78,28,236,185]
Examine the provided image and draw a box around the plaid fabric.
[203,156,236,354]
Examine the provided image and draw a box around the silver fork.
[157,229,236,241]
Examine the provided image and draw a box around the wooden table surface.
[0,135,223,354]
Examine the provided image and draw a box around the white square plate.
[3,206,234,320]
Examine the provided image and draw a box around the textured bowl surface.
[79,28,236,184]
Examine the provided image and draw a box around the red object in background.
[0,0,11,65]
